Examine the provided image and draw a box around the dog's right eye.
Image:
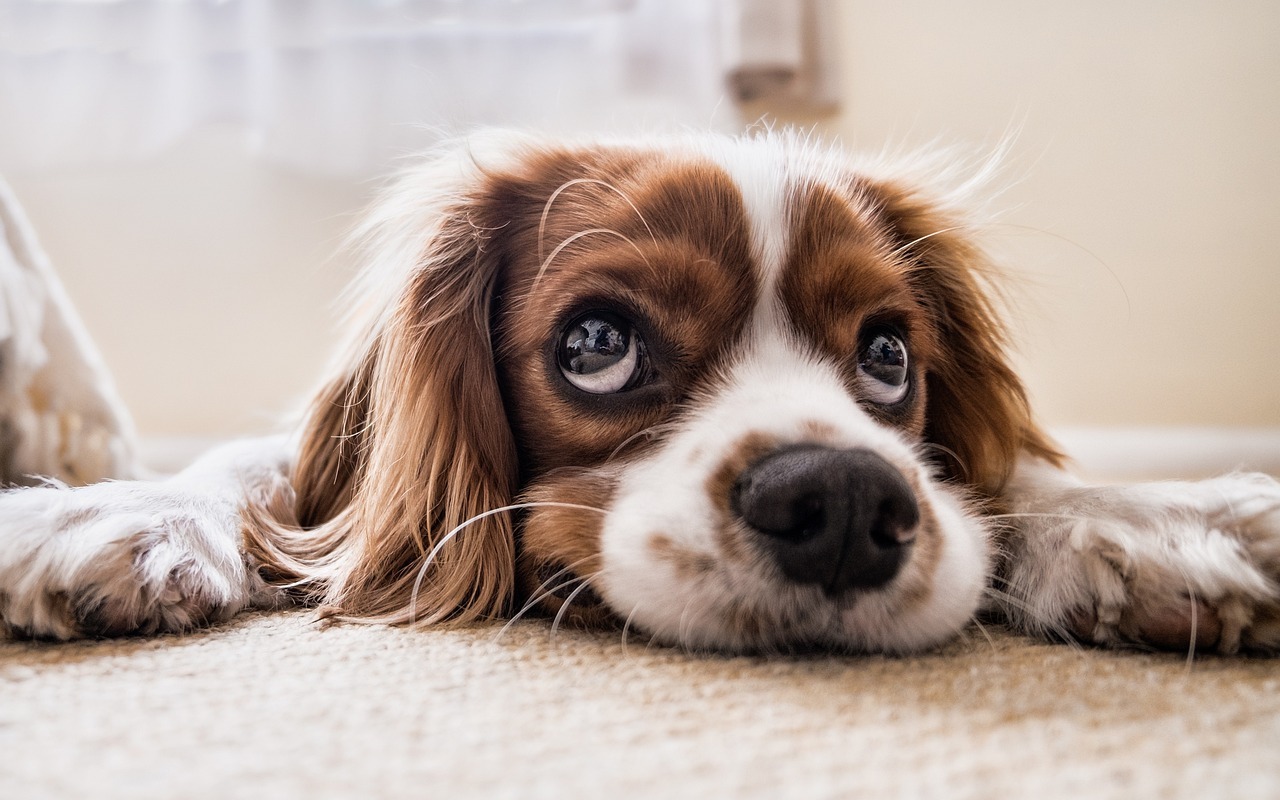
[856,326,910,405]
[557,311,650,394]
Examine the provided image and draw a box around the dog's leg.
[0,436,293,639]
[993,458,1280,653]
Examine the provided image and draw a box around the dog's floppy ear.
[245,148,520,625]
[865,178,1062,496]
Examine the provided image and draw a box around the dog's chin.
[614,578,989,656]
[516,543,989,655]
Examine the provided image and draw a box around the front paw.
[0,483,262,639]
[1003,473,1280,654]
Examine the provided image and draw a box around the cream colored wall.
[7,2,1280,439]
[807,1,1280,428]
[9,127,365,437]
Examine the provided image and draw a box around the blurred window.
[0,0,836,176]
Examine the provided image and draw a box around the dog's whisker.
[969,617,999,655]
[606,422,679,462]
[529,227,653,296]
[520,557,599,611]
[1168,558,1201,672]
[549,579,599,643]
[408,501,607,626]
[890,225,972,259]
[916,441,970,483]
[272,574,323,591]
[980,221,1132,318]
[521,574,589,638]
[537,177,658,267]
[674,593,703,653]
[981,584,1084,652]
[620,602,645,659]
[493,554,602,643]
[986,512,1089,523]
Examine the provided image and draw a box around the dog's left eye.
[558,311,649,394]
[857,327,910,405]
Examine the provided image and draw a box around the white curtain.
[0,0,836,177]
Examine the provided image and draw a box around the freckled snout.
[731,446,919,594]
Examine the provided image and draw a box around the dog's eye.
[857,327,909,405]
[558,311,648,394]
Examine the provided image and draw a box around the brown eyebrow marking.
[537,176,659,267]
[776,179,936,435]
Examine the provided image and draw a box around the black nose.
[731,446,919,595]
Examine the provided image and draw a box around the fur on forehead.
[345,128,1014,337]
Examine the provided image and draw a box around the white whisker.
[538,177,658,266]
[890,225,970,259]
[408,501,607,626]
[620,603,645,659]
[982,584,1084,652]
[550,580,597,642]
[607,422,679,462]
[969,617,998,654]
[530,227,653,295]
[916,441,970,482]
[493,554,601,642]
[987,512,1089,523]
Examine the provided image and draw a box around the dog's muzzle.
[731,445,919,594]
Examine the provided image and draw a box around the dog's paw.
[1002,472,1280,654]
[0,481,270,640]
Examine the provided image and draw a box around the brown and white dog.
[3,130,1279,654]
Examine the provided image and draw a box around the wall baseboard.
[1054,427,1280,481]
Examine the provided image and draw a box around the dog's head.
[253,131,1059,654]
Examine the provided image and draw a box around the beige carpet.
[3,611,1279,799]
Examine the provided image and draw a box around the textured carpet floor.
[3,611,1279,799]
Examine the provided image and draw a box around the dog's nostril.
[740,489,828,542]
[792,494,826,541]
[873,495,918,547]
[731,445,919,594]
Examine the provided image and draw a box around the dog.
[2,130,1278,654]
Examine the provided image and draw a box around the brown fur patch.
[707,432,781,567]
[799,420,839,442]
[516,466,622,629]
[491,156,759,475]
[244,175,522,625]
[648,534,717,581]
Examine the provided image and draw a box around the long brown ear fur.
[865,178,1062,496]
[244,151,519,626]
